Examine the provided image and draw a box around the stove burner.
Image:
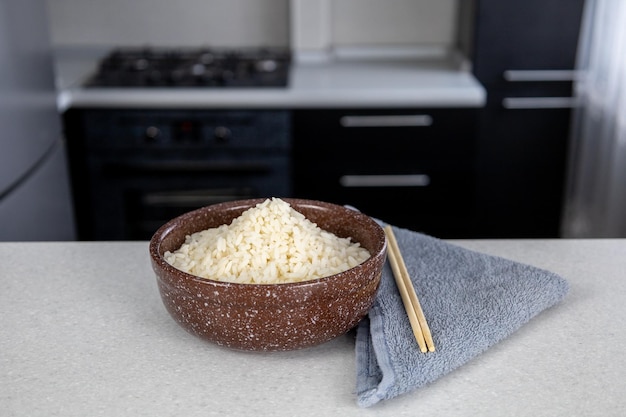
[84,47,291,88]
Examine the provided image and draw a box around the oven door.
[83,154,290,240]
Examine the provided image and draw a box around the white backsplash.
[331,0,458,47]
[46,0,459,50]
[45,0,290,48]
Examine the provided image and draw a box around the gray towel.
[355,226,569,407]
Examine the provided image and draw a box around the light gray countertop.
[54,48,486,110]
[2,239,625,416]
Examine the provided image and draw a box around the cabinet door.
[474,91,571,238]
[472,0,585,86]
[470,0,585,237]
[293,109,478,238]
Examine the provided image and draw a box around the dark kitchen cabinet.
[469,0,586,237]
[293,108,478,238]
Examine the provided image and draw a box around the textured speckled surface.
[3,240,626,416]
[149,198,387,351]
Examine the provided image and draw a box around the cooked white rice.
[164,198,371,284]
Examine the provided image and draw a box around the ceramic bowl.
[149,198,387,351]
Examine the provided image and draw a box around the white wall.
[46,0,459,50]
[331,0,458,47]
[46,0,290,47]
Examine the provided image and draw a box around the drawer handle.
[503,70,584,82]
[501,97,579,109]
[339,174,431,187]
[339,115,433,127]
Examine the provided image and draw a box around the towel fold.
[355,226,569,407]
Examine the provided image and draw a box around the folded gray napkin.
[355,226,569,407]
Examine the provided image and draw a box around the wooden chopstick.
[384,225,435,353]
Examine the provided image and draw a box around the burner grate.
[84,47,291,88]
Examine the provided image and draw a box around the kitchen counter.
[54,48,486,110]
[2,239,625,416]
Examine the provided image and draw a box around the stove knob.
[214,126,232,143]
[191,63,206,76]
[199,52,215,65]
[145,126,161,142]
[133,58,150,71]
[255,59,278,72]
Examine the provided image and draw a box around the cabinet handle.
[339,174,430,187]
[339,115,433,127]
[502,97,579,109]
[503,70,584,82]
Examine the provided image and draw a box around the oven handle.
[339,174,431,187]
[142,189,254,207]
[339,115,433,127]
[104,160,272,173]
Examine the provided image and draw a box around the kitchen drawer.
[293,108,478,238]
[302,166,475,237]
[293,108,476,164]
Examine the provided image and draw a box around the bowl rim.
[149,198,387,289]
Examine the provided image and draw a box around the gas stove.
[84,47,291,88]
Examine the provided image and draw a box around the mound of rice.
[164,198,371,284]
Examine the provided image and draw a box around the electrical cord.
[0,136,62,203]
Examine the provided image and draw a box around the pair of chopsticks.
[384,225,435,353]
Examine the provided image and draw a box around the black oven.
[64,108,291,240]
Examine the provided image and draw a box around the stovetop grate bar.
[84,46,291,88]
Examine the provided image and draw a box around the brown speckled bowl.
[149,198,387,351]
